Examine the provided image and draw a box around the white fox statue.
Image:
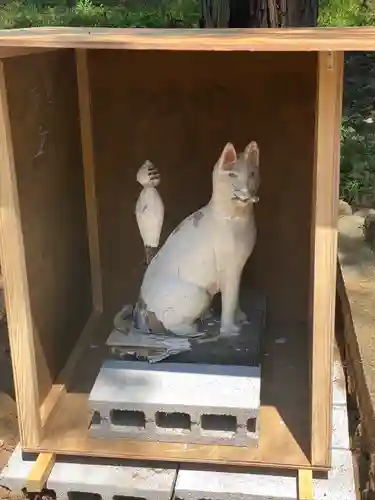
[134,141,260,339]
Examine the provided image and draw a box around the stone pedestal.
[89,291,265,447]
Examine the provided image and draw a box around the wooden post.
[298,469,313,500]
[310,51,344,467]
[0,60,42,447]
[75,49,104,313]
[26,453,55,492]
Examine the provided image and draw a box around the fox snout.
[233,188,250,202]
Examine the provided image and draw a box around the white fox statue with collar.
[133,140,260,339]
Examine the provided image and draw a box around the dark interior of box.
[4,48,319,466]
[90,49,316,323]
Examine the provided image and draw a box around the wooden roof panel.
[0,26,374,51]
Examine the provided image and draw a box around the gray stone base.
[88,360,260,447]
[92,292,265,446]
[174,449,355,500]
[0,447,177,500]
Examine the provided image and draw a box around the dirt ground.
[339,212,375,429]
[338,210,375,499]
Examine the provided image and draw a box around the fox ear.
[218,143,237,171]
[244,141,259,168]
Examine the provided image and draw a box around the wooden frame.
[0,26,374,50]
[298,469,313,500]
[0,57,42,448]
[26,453,55,493]
[75,48,103,314]
[0,28,350,472]
[310,51,344,467]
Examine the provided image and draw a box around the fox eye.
[228,172,236,178]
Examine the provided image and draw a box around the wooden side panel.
[310,52,343,467]
[3,50,92,407]
[89,50,317,325]
[0,61,41,448]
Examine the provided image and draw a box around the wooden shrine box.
[0,26,369,473]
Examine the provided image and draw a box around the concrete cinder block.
[314,449,356,500]
[0,444,177,500]
[0,445,33,493]
[174,467,297,500]
[89,413,259,447]
[332,405,350,450]
[333,358,347,407]
[331,357,351,450]
[47,459,177,500]
[174,450,356,500]
[89,360,261,447]
[175,361,355,500]
[89,360,260,419]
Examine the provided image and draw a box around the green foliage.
[319,0,375,27]
[340,120,375,205]
[339,52,375,205]
[0,0,200,29]
[319,0,375,206]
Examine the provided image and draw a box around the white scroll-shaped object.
[135,160,164,264]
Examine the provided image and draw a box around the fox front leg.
[220,270,241,337]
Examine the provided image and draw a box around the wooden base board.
[32,312,326,471]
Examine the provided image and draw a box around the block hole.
[176,498,212,500]
[24,489,55,499]
[155,411,191,431]
[247,417,256,433]
[91,411,101,426]
[113,497,147,500]
[68,493,101,500]
[201,414,237,433]
[110,409,146,428]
